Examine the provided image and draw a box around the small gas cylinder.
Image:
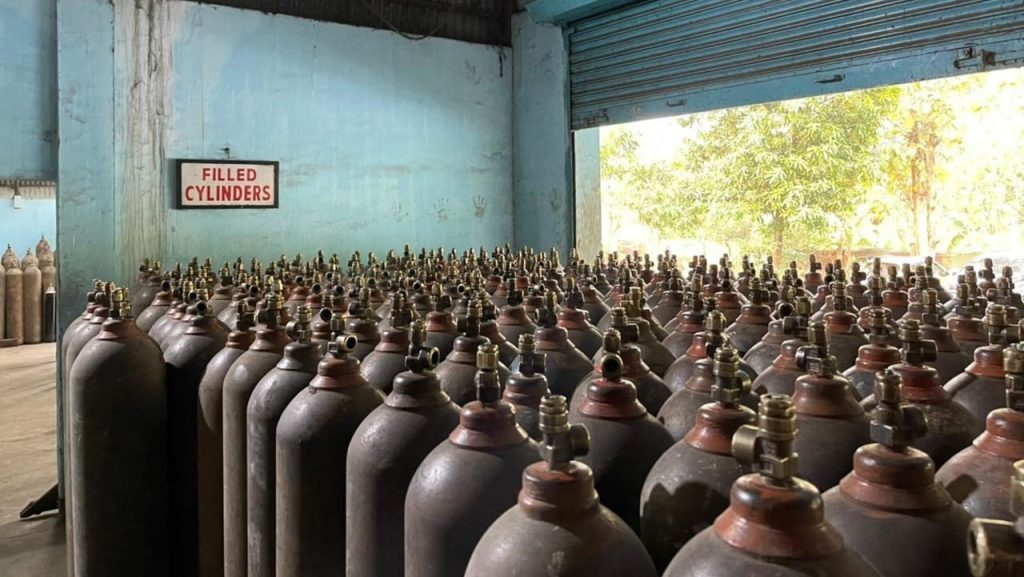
[640,345,756,570]
[569,352,674,532]
[823,370,973,577]
[22,250,42,344]
[405,345,539,577]
[503,334,549,440]
[510,292,591,399]
[790,321,871,491]
[946,305,1013,422]
[843,309,901,399]
[275,335,385,577]
[465,395,659,577]
[69,288,169,577]
[346,321,461,577]
[436,300,511,405]
[662,394,880,577]
[860,320,980,467]
[723,277,772,355]
[221,295,290,577]
[246,306,320,577]
[937,344,1024,521]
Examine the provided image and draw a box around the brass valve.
[796,321,836,378]
[988,305,1010,346]
[287,305,313,343]
[538,395,590,471]
[899,319,938,366]
[405,320,440,373]
[870,369,927,450]
[866,308,891,345]
[327,334,358,358]
[733,394,799,485]
[967,459,1024,577]
[457,300,483,337]
[517,334,546,378]
[711,345,751,405]
[1006,344,1024,413]
[475,344,501,404]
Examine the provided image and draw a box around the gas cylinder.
[405,345,539,577]
[479,300,518,366]
[558,281,603,358]
[436,301,511,405]
[651,275,686,326]
[574,327,671,416]
[663,394,879,577]
[275,335,385,577]
[510,292,591,399]
[946,306,1014,422]
[465,395,659,577]
[131,262,162,314]
[723,277,772,356]
[805,254,824,293]
[344,294,382,360]
[752,299,813,397]
[136,280,173,333]
[164,299,229,577]
[640,345,756,570]
[916,289,973,384]
[819,282,868,372]
[882,265,910,320]
[424,293,458,359]
[497,280,537,345]
[346,321,461,577]
[823,370,973,577]
[622,284,673,347]
[949,283,990,355]
[161,290,209,352]
[207,266,234,316]
[843,309,901,399]
[665,310,756,392]
[662,279,705,357]
[196,303,254,577]
[246,306,320,577]
[713,275,745,325]
[855,275,898,341]
[21,250,41,344]
[937,344,1024,521]
[283,275,309,316]
[362,293,415,393]
[149,280,191,347]
[0,261,5,341]
[790,321,871,491]
[64,290,112,384]
[860,320,980,467]
[965,460,1024,577]
[68,288,169,577]
[503,334,548,440]
[4,250,23,345]
[221,295,289,577]
[743,291,808,374]
[568,352,674,532]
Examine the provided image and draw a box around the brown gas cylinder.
[207,266,233,316]
[856,275,898,339]
[743,291,807,374]
[503,334,548,440]
[558,280,603,358]
[824,370,972,577]
[790,322,871,491]
[246,305,319,577]
[662,279,706,358]
[965,460,1024,577]
[665,310,757,393]
[221,295,289,577]
[752,298,813,397]
[573,327,671,416]
[946,306,1013,422]
[362,293,415,393]
[568,352,674,532]
[842,309,901,399]
[950,283,990,355]
[805,254,825,293]
[64,290,112,385]
[663,394,879,577]
[938,344,1024,521]
[713,275,745,325]
[860,320,980,467]
[68,288,169,577]
[344,293,381,360]
[347,321,461,577]
[405,345,539,577]
[161,290,208,352]
[479,300,518,366]
[510,292,591,399]
[424,293,458,359]
[196,304,254,577]
[131,262,162,314]
[149,280,190,347]
[651,274,686,326]
[436,301,511,405]
[819,282,868,372]
[882,265,910,320]
[21,250,41,344]
[465,395,659,577]
[4,250,23,345]
[915,289,973,384]
[275,335,385,577]
[283,275,309,316]
[640,345,756,570]
[496,279,538,345]
[724,277,772,355]
[163,299,229,577]
[136,280,173,333]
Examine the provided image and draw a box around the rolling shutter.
[568,0,1024,128]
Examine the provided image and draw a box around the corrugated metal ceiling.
[186,0,515,45]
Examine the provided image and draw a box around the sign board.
[176,159,279,209]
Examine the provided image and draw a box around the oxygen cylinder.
[22,250,42,344]
[4,250,24,345]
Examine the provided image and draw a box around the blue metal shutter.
[568,0,1024,129]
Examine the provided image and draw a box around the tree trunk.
[772,217,785,266]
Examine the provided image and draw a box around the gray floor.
[0,343,66,577]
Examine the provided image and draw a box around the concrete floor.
[0,343,66,577]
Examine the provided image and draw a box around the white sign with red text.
[177,160,279,208]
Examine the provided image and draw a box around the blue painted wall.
[0,0,57,180]
[0,198,56,254]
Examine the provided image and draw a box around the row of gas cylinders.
[1,238,57,346]
[61,247,1024,577]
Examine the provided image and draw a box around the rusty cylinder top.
[387,320,451,409]
[973,344,1024,459]
[685,345,756,456]
[505,334,549,406]
[309,335,365,390]
[792,322,863,419]
[578,353,647,420]
[449,345,528,449]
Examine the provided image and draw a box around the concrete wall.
[0,197,56,255]
[57,0,513,327]
[0,0,57,180]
